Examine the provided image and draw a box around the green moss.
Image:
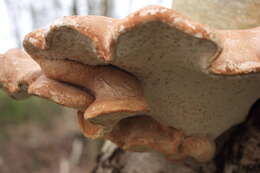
[0,91,62,125]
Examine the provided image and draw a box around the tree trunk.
[92,141,196,173]
[92,100,260,173]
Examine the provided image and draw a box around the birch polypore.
[2,6,260,162]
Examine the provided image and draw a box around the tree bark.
[92,100,260,173]
[92,141,196,173]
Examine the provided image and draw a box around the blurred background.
[0,0,173,173]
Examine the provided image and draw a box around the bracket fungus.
[1,6,260,162]
[0,49,93,109]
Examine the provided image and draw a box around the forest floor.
[0,108,102,173]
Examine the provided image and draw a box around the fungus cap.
[0,49,93,109]
[24,6,260,139]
